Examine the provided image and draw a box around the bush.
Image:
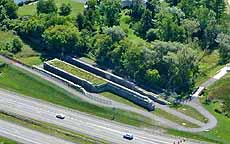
[214,108,222,114]
[11,38,23,53]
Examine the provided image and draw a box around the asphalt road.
[0,90,205,144]
[0,119,75,144]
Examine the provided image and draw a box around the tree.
[166,0,181,6]
[82,0,100,31]
[0,0,18,19]
[76,13,86,31]
[37,0,58,14]
[42,24,81,54]
[11,38,23,53]
[201,0,226,21]
[156,9,186,42]
[178,0,197,17]
[146,28,158,41]
[182,19,200,43]
[130,0,145,21]
[103,26,126,42]
[216,33,230,64]
[135,9,154,37]
[146,0,160,18]
[95,34,114,67]
[0,6,8,23]
[59,3,72,16]
[145,69,161,88]
[99,0,121,27]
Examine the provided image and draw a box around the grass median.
[154,109,200,128]
[0,63,155,128]
[0,137,17,144]
[172,105,208,123]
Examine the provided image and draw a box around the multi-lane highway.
[0,90,205,144]
[0,119,75,144]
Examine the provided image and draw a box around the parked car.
[123,133,134,140]
[56,114,65,119]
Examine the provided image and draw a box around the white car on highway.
[123,133,134,140]
[56,114,65,119]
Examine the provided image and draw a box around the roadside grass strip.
[48,59,107,85]
[0,136,17,144]
[154,109,200,128]
[0,111,109,144]
[0,63,155,128]
[172,105,209,123]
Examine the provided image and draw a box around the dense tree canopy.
[0,0,18,22]
[59,3,72,16]
[1,0,229,95]
[37,0,58,14]
[42,24,81,54]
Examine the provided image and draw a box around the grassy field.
[169,76,230,144]
[17,0,84,16]
[195,50,224,86]
[0,63,156,128]
[0,137,17,144]
[173,105,208,123]
[49,59,107,85]
[0,31,43,66]
[0,111,108,144]
[154,109,200,128]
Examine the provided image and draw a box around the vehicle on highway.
[56,114,65,119]
[123,133,134,140]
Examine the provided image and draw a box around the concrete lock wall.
[44,61,155,110]
[44,62,101,92]
[107,83,155,110]
[64,57,168,105]
[64,57,137,90]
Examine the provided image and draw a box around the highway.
[0,119,75,144]
[0,90,204,144]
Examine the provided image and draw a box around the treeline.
[0,0,229,95]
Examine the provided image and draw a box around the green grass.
[0,63,155,128]
[170,76,230,144]
[173,105,208,123]
[167,73,230,144]
[0,137,17,144]
[120,11,147,45]
[154,109,200,128]
[207,74,230,100]
[0,31,42,66]
[17,0,84,16]
[195,50,224,86]
[100,92,144,109]
[197,101,230,144]
[0,31,15,43]
[17,56,43,66]
[49,59,107,85]
[0,111,108,144]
